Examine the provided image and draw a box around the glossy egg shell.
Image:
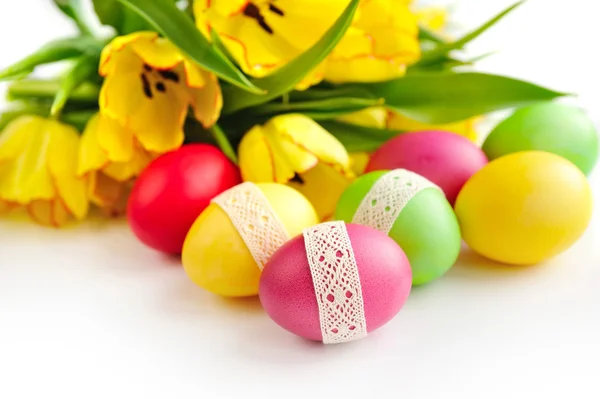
[455,151,593,265]
[335,170,461,285]
[366,131,488,205]
[259,223,412,342]
[182,183,319,297]
[483,102,599,175]
[127,144,241,254]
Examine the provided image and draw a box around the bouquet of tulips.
[0,0,563,226]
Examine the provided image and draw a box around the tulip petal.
[130,34,183,70]
[100,31,163,75]
[387,111,479,142]
[269,114,351,172]
[47,120,89,220]
[99,68,146,126]
[128,88,187,153]
[0,117,55,203]
[102,145,154,182]
[287,163,353,221]
[238,125,279,182]
[0,115,37,161]
[264,123,319,175]
[325,0,420,83]
[27,199,70,227]
[216,17,293,77]
[183,60,208,88]
[88,172,123,208]
[337,106,388,128]
[325,56,407,83]
[96,114,135,162]
[188,68,223,128]
[0,199,16,214]
[349,152,371,175]
[78,114,109,177]
[266,0,350,50]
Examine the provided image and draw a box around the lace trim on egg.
[303,221,367,344]
[352,169,440,234]
[212,182,289,270]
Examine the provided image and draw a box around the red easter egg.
[259,223,412,342]
[366,130,488,205]
[127,144,241,254]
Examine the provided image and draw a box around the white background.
[1,1,599,398]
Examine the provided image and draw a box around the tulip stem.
[7,79,100,104]
[209,123,238,164]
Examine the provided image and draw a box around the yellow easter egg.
[182,182,319,297]
[455,151,593,265]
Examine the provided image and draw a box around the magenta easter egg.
[259,221,412,344]
[366,131,488,205]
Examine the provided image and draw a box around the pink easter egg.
[259,223,412,342]
[366,130,488,205]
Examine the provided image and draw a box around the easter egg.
[127,144,241,254]
[335,169,461,285]
[483,103,599,175]
[259,221,412,344]
[455,151,593,265]
[366,130,488,205]
[182,182,319,297]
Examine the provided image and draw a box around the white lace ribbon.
[303,221,367,344]
[352,169,440,234]
[212,182,289,270]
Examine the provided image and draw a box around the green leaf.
[53,0,97,36]
[353,72,567,124]
[289,86,378,102]
[51,54,101,117]
[0,36,103,82]
[252,97,383,118]
[418,25,446,45]
[418,1,524,66]
[318,120,405,152]
[115,0,261,93]
[408,55,472,74]
[222,0,361,114]
[92,0,153,34]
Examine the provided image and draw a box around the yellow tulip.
[324,0,421,83]
[194,0,349,83]
[78,113,155,181]
[337,106,388,129]
[78,113,155,213]
[337,106,389,175]
[87,172,132,218]
[349,152,371,175]
[387,111,480,142]
[99,31,222,154]
[0,116,88,227]
[238,114,353,220]
[415,6,448,33]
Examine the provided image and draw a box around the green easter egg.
[335,169,461,285]
[482,102,599,175]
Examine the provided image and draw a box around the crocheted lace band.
[212,182,289,270]
[303,221,367,344]
[352,169,440,235]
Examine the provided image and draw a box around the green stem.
[7,79,100,104]
[208,123,238,164]
[50,54,100,118]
